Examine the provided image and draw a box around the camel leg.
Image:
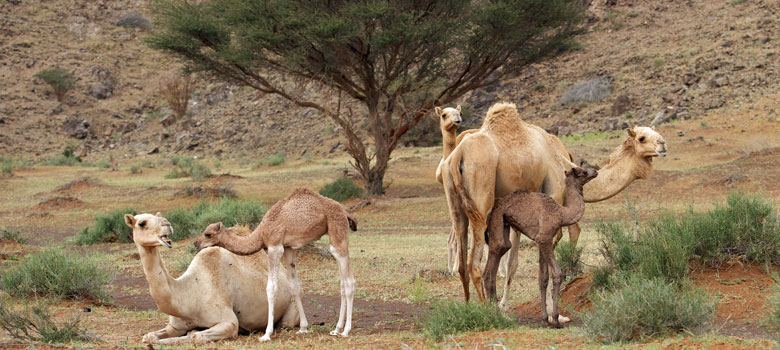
[544,241,564,328]
[499,228,520,309]
[483,223,511,302]
[567,223,581,246]
[447,226,458,274]
[282,249,309,334]
[329,244,355,337]
[537,245,550,324]
[142,316,192,344]
[498,251,508,278]
[261,245,284,342]
[468,222,488,302]
[156,320,239,344]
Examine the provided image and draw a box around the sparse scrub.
[165,156,212,180]
[0,301,90,343]
[766,280,780,341]
[408,279,430,303]
[116,13,152,30]
[555,241,583,282]
[319,177,365,202]
[559,76,612,105]
[43,147,82,166]
[258,152,285,167]
[159,74,194,118]
[582,277,714,343]
[91,159,112,169]
[34,67,75,101]
[190,162,212,180]
[166,198,266,241]
[422,301,514,341]
[729,0,746,5]
[0,229,26,244]
[130,163,142,174]
[652,58,665,67]
[75,208,136,245]
[1,160,13,177]
[0,248,111,302]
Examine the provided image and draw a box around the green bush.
[190,162,212,180]
[0,248,111,302]
[422,301,514,341]
[75,208,136,245]
[42,147,82,166]
[258,152,285,166]
[582,277,714,343]
[0,301,89,343]
[1,160,13,177]
[130,163,142,174]
[555,241,583,282]
[319,177,365,202]
[34,67,75,101]
[165,156,212,180]
[0,229,26,244]
[166,198,266,241]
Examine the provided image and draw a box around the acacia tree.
[147,0,583,194]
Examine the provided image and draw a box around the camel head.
[564,167,599,189]
[434,105,463,132]
[193,222,226,251]
[125,213,173,248]
[626,127,667,158]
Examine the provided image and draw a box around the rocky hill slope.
[0,0,777,163]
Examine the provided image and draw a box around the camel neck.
[219,226,265,255]
[583,152,650,203]
[441,129,457,159]
[136,245,179,316]
[560,183,586,226]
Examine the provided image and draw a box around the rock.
[176,133,190,144]
[545,120,572,136]
[600,117,628,131]
[90,67,115,99]
[704,98,724,110]
[677,130,685,137]
[122,122,137,133]
[0,117,5,124]
[91,83,113,99]
[63,119,90,139]
[611,94,633,116]
[112,113,123,119]
[222,127,236,138]
[26,59,36,68]
[300,147,308,156]
[139,146,159,155]
[160,114,176,127]
[116,13,152,30]
[186,142,199,151]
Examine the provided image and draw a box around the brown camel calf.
[483,167,597,327]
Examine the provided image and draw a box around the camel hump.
[347,216,357,231]
[482,102,521,129]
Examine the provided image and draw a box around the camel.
[497,125,668,308]
[484,167,598,327]
[443,102,578,302]
[125,213,299,344]
[193,188,357,341]
[433,105,478,274]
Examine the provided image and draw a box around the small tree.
[34,67,75,101]
[148,0,584,194]
[159,74,194,118]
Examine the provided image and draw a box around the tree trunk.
[365,169,385,195]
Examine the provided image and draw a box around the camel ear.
[434,107,442,116]
[456,105,462,113]
[564,169,573,177]
[154,212,161,217]
[124,214,136,228]
[626,128,636,138]
[216,222,224,231]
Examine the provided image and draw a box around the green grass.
[652,58,665,68]
[422,301,515,341]
[130,163,142,174]
[766,277,780,342]
[581,277,714,343]
[1,159,13,177]
[0,229,26,244]
[257,152,286,167]
[76,208,136,245]
[0,248,112,302]
[165,198,267,241]
[319,177,365,202]
[0,301,90,343]
[42,147,82,166]
[165,156,212,180]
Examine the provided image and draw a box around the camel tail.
[449,146,484,225]
[347,216,357,231]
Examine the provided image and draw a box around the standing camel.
[193,188,357,341]
[125,213,299,344]
[498,126,667,308]
[443,102,577,302]
[484,167,598,327]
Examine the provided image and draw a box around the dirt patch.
[34,196,85,210]
[54,177,105,192]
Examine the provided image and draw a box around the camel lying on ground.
[194,188,357,341]
[126,213,298,344]
[484,167,597,327]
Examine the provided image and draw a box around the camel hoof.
[558,315,571,323]
[297,328,309,334]
[142,333,158,344]
[259,335,272,342]
[329,329,341,336]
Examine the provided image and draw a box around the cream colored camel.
[193,188,357,341]
[433,105,478,274]
[443,102,577,302]
[125,213,298,344]
[498,126,668,308]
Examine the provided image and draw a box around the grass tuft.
[422,301,514,341]
[165,198,266,241]
[319,177,365,202]
[555,241,583,282]
[0,229,26,244]
[256,152,286,167]
[76,208,136,245]
[0,301,90,343]
[0,248,111,302]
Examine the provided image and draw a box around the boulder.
[63,119,90,139]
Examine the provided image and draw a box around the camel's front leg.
[499,228,520,309]
[566,223,581,246]
[282,249,309,334]
[483,223,511,302]
[537,245,550,324]
[155,320,239,344]
[329,244,355,337]
[142,316,192,344]
[447,226,458,274]
[261,245,284,342]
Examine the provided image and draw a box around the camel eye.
[205,233,212,238]
[441,114,447,119]
[139,221,147,228]
[638,136,646,143]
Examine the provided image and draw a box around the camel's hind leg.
[499,228,521,309]
[142,316,192,344]
[468,221,488,302]
[483,223,511,302]
[282,249,308,333]
[447,226,458,274]
[152,316,238,344]
[329,243,355,337]
[261,245,284,342]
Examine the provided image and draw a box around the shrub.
[75,208,136,245]
[1,160,13,177]
[166,198,266,241]
[190,162,212,180]
[0,248,111,302]
[165,156,211,180]
[555,241,583,282]
[43,147,82,166]
[159,74,193,118]
[260,152,285,166]
[0,301,89,343]
[559,75,612,105]
[652,58,665,67]
[34,67,75,101]
[422,301,514,341]
[91,159,112,169]
[319,177,365,202]
[130,163,142,174]
[116,13,152,30]
[767,279,780,341]
[0,229,26,244]
[582,277,714,343]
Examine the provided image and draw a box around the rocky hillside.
[0,0,778,163]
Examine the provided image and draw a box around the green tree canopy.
[147,0,584,194]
